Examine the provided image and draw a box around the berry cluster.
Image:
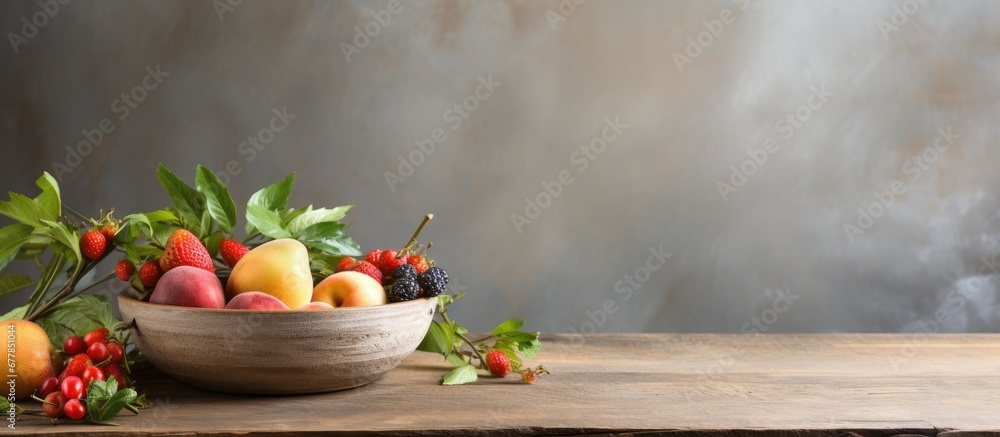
[35,328,131,422]
[114,230,250,291]
[336,248,448,303]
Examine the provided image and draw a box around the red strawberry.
[115,260,134,281]
[219,238,249,268]
[80,230,107,261]
[485,349,511,377]
[407,255,430,274]
[99,225,117,242]
[59,354,92,380]
[335,257,357,273]
[159,229,214,273]
[139,260,162,287]
[378,250,405,276]
[351,261,383,285]
[101,363,127,385]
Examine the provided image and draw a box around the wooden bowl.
[117,294,437,395]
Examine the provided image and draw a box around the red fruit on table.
[64,398,86,420]
[63,336,86,355]
[61,376,86,400]
[82,366,105,385]
[42,391,67,419]
[87,342,110,363]
[84,327,109,346]
[38,376,59,398]
[107,342,125,364]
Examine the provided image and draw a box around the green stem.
[26,249,111,322]
[64,272,116,301]
[441,311,487,369]
[62,204,89,222]
[25,252,65,315]
[399,214,433,255]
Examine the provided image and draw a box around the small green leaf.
[492,318,524,336]
[1,304,28,321]
[156,163,206,227]
[246,205,292,239]
[33,172,61,219]
[248,172,296,211]
[204,232,224,258]
[297,222,361,257]
[0,192,52,228]
[195,165,238,234]
[494,344,522,369]
[500,331,539,343]
[416,321,453,355]
[452,322,469,335]
[0,223,33,271]
[518,339,541,358]
[0,274,33,299]
[442,364,478,385]
[36,295,114,346]
[40,220,81,264]
[445,352,469,366]
[287,205,352,235]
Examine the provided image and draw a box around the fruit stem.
[26,247,111,322]
[62,203,89,222]
[400,214,433,255]
[440,310,488,370]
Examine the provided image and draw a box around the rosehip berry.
[38,376,59,398]
[485,349,511,377]
[82,366,104,385]
[84,328,109,346]
[87,342,110,363]
[63,336,86,355]
[106,342,124,364]
[61,376,86,400]
[64,398,86,421]
[42,391,67,419]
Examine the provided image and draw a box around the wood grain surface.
[13,334,1000,436]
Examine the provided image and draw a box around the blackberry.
[392,264,417,281]
[388,276,421,303]
[418,267,449,297]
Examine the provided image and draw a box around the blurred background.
[1,0,998,333]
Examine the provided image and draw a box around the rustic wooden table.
[14,334,1000,435]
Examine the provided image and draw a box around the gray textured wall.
[2,0,998,333]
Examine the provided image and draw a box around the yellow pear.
[226,239,313,309]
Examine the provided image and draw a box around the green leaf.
[204,231,224,259]
[452,322,469,335]
[123,213,153,237]
[494,344,522,369]
[150,220,182,247]
[0,223,33,271]
[246,205,292,239]
[36,295,114,346]
[156,163,206,228]
[500,331,539,344]
[247,172,296,211]
[442,364,478,385]
[40,220,81,264]
[0,396,23,416]
[279,206,311,224]
[91,385,137,424]
[297,222,361,257]
[0,274,33,299]
[144,209,179,223]
[518,339,541,358]
[0,304,27,321]
[492,318,525,336]
[445,352,469,367]
[0,192,52,227]
[416,321,453,355]
[287,205,352,236]
[195,165,238,234]
[33,172,61,219]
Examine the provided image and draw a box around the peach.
[5,320,59,399]
[226,292,290,310]
[311,271,387,308]
[226,239,313,309]
[150,266,225,309]
[296,302,335,311]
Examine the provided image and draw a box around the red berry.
[64,398,86,421]
[80,230,107,261]
[522,370,536,383]
[101,363,126,386]
[115,260,135,281]
[84,328,109,346]
[81,366,104,385]
[63,336,86,355]
[100,225,117,242]
[407,255,430,274]
[38,376,59,398]
[350,261,383,285]
[159,229,215,273]
[485,349,511,377]
[107,342,124,364]
[139,260,162,287]
[59,354,92,380]
[365,249,383,267]
[219,238,250,268]
[61,376,86,399]
[87,342,109,363]
[378,250,405,276]
[42,391,67,419]
[335,257,357,273]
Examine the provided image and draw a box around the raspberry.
[378,250,405,276]
[335,257,357,273]
[418,267,449,297]
[485,349,511,377]
[351,261,383,285]
[364,249,383,267]
[387,276,420,303]
[59,354,92,380]
[392,264,417,281]
[407,255,430,274]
